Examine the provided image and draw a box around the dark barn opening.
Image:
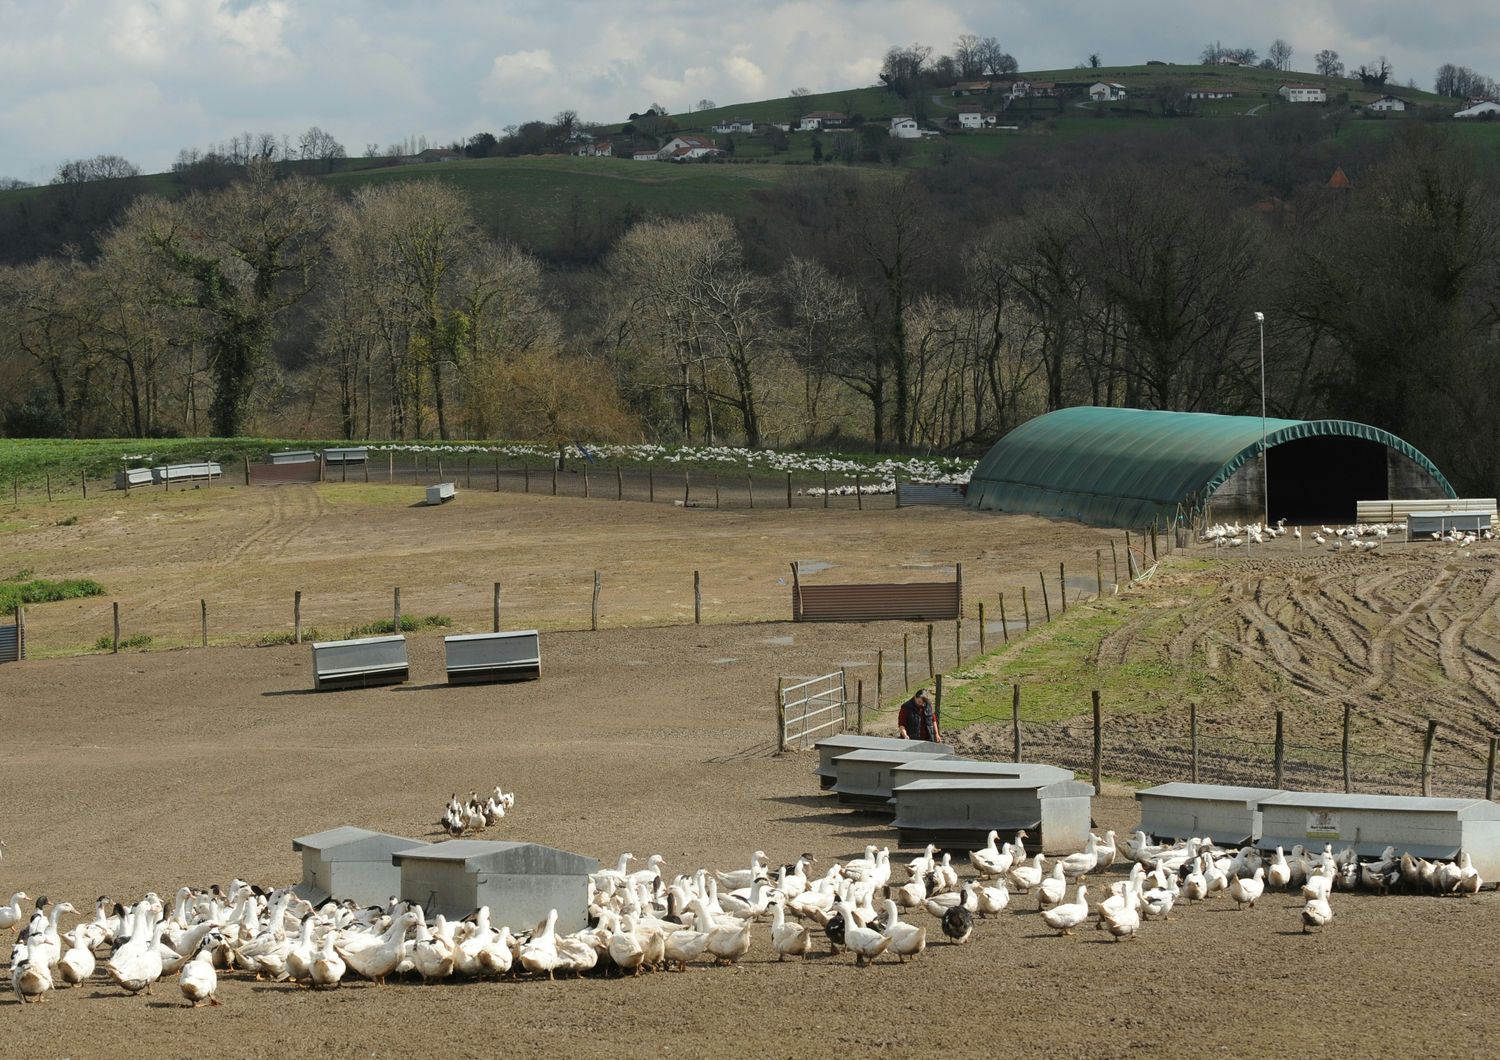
[1266,435,1389,525]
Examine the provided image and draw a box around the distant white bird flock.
[3,828,1485,1005]
[1200,520,1436,553]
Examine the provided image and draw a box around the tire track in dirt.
[1446,566,1500,711]
[1361,566,1458,694]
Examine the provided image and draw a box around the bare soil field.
[4,482,1115,655]
[2,489,1499,1056]
[0,625,1497,1059]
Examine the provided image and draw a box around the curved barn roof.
[966,407,1455,527]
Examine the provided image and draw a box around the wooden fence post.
[714,481,720,509]
[1095,551,1103,599]
[524,464,531,493]
[592,571,601,631]
[1487,737,1498,802]
[934,674,943,726]
[693,570,702,624]
[387,451,394,482]
[786,472,792,509]
[1422,720,1438,796]
[200,599,207,648]
[903,633,910,690]
[493,582,501,632]
[363,458,370,484]
[1189,702,1199,783]
[294,590,302,644]
[926,623,935,679]
[243,457,251,486]
[1273,711,1285,788]
[552,465,558,496]
[493,456,500,492]
[999,592,1009,642]
[822,470,829,508]
[684,471,690,506]
[81,470,87,499]
[1039,573,1051,622]
[877,649,884,710]
[1091,690,1103,793]
[856,679,864,735]
[617,465,623,500]
[393,587,401,633]
[15,606,24,660]
[954,619,962,666]
[1021,586,1031,630]
[647,464,653,502]
[776,678,786,754]
[1111,540,1119,588]
[1343,704,1353,793]
[1059,562,1067,614]
[747,476,754,509]
[112,601,120,653]
[583,465,590,498]
[978,601,986,654]
[855,473,862,510]
[1012,684,1021,762]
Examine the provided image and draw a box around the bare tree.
[52,155,141,183]
[297,126,347,162]
[1315,50,1344,78]
[975,36,1017,77]
[1269,39,1293,71]
[953,34,985,79]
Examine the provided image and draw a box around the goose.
[179,935,223,1007]
[969,831,1014,879]
[716,851,769,890]
[310,930,345,988]
[880,900,926,961]
[10,936,52,1003]
[1008,854,1044,893]
[769,902,809,961]
[0,891,27,933]
[662,926,711,971]
[1229,867,1266,909]
[940,905,973,945]
[1268,847,1292,889]
[975,881,1010,917]
[835,901,890,967]
[520,909,563,979]
[607,915,647,976]
[1040,885,1090,936]
[1435,858,1463,894]
[337,910,417,986]
[58,926,98,986]
[1301,896,1333,934]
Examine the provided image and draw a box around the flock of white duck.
[440,787,516,837]
[2,826,1488,1006]
[1201,520,1495,552]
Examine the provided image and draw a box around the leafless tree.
[1269,39,1293,71]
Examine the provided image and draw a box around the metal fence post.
[935,674,943,726]
[15,605,25,660]
[876,649,884,710]
[954,619,962,666]
[786,472,792,508]
[903,633,910,691]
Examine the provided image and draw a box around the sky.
[3,0,1499,181]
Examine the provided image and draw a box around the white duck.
[107,911,167,995]
[698,901,752,965]
[519,909,563,979]
[663,926,711,971]
[284,917,319,983]
[337,910,417,986]
[58,926,98,986]
[1268,846,1292,889]
[1008,854,1044,893]
[1230,867,1266,909]
[969,831,1015,879]
[310,930,346,988]
[1301,896,1333,933]
[1037,862,1069,910]
[1040,885,1090,936]
[179,936,222,1007]
[880,899,926,962]
[10,937,52,1003]
[1097,898,1140,942]
[716,851,769,890]
[607,915,647,976]
[769,902,809,961]
[0,892,28,933]
[719,878,775,919]
[411,910,455,981]
[975,880,1010,917]
[835,901,890,967]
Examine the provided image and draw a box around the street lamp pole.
[1255,311,1268,526]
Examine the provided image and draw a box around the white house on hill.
[889,115,920,139]
[1279,83,1327,103]
[711,117,756,134]
[658,135,719,160]
[1455,100,1500,118]
[798,111,847,131]
[1366,95,1407,112]
[1089,82,1127,101]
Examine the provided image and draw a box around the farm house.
[965,407,1454,527]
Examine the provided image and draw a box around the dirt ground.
[1,624,1497,1058]
[5,482,1118,653]
[3,489,1499,1056]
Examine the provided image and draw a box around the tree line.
[2,119,1499,495]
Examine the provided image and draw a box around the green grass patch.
[259,629,326,646]
[92,633,152,651]
[941,584,1222,730]
[0,574,106,616]
[346,613,452,638]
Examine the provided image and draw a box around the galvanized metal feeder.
[392,840,599,933]
[889,777,1095,852]
[830,746,957,808]
[813,734,945,790]
[292,826,429,906]
[1135,783,1286,845]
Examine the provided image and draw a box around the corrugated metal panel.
[897,482,967,507]
[796,582,960,622]
[250,461,322,485]
[1259,792,1498,815]
[1358,498,1497,522]
[1407,512,1493,533]
[1136,783,1284,805]
[967,407,1456,528]
[0,625,17,664]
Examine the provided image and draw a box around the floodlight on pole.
[1255,311,1268,526]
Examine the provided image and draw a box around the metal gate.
[778,671,848,751]
[0,624,20,664]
